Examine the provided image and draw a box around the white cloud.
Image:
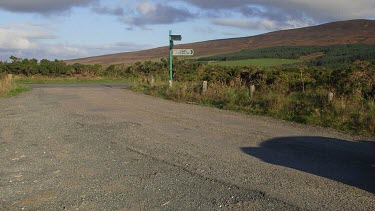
[44,45,88,59]
[213,19,279,30]
[0,23,86,60]
[0,23,88,60]
[0,23,153,60]
[0,33,36,50]
[137,2,156,15]
[0,23,54,50]
[284,19,312,29]
[80,42,153,56]
[213,18,314,31]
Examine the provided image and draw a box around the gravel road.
[0,84,374,210]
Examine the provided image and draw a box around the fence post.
[250,85,255,99]
[328,92,334,102]
[202,81,208,94]
[150,76,155,87]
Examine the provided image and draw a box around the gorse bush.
[0,56,171,78]
[0,56,104,77]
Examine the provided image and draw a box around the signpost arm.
[169,30,173,82]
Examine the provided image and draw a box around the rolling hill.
[66,19,375,65]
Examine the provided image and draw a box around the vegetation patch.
[129,60,375,136]
[299,52,325,60]
[197,44,375,69]
[0,74,31,98]
[6,86,31,97]
[210,58,299,67]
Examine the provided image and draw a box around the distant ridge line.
[66,19,375,65]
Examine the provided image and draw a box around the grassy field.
[15,77,130,84]
[3,86,31,97]
[210,58,300,67]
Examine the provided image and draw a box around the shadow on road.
[241,136,375,193]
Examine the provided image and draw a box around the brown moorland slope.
[66,19,375,65]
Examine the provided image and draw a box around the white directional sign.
[172,49,194,56]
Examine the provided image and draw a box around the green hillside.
[210,59,299,67]
[198,44,375,68]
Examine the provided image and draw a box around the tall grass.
[0,74,31,97]
[131,76,375,136]
[0,74,15,96]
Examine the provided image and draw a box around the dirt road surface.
[1,84,374,210]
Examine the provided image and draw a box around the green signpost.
[169,30,194,85]
[169,30,182,83]
[169,30,174,82]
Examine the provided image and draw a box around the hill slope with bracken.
[66,19,375,65]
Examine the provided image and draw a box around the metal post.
[169,30,173,84]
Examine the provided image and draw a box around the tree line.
[0,56,103,77]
